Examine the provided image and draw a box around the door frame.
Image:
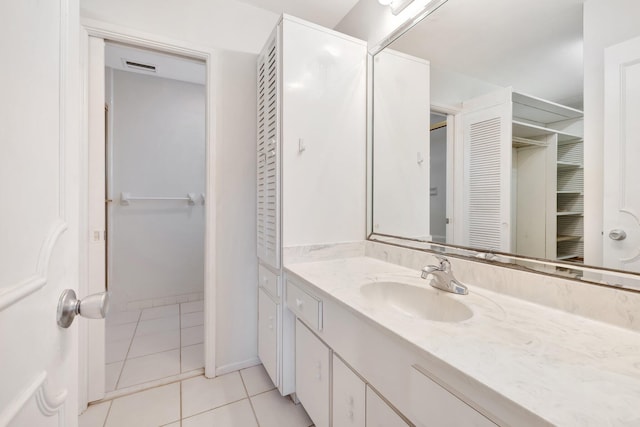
[78,18,218,410]
[431,103,460,245]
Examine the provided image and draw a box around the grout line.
[238,369,261,426]
[98,369,204,403]
[247,386,277,399]
[179,302,183,426]
[179,378,183,427]
[112,311,141,390]
[101,400,113,427]
[179,303,183,374]
[180,395,252,424]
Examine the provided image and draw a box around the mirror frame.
[365,0,640,292]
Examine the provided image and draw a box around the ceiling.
[236,0,361,28]
[105,42,206,85]
[389,0,585,106]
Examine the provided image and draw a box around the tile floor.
[79,365,314,427]
[106,301,204,391]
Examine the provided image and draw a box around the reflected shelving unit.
[511,92,584,263]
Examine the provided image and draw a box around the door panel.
[87,36,107,403]
[458,90,513,252]
[604,35,640,273]
[0,0,79,425]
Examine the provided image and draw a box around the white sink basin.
[360,281,473,322]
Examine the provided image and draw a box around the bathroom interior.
[83,0,640,425]
[3,0,640,426]
[102,41,207,391]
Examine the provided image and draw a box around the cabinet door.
[258,288,279,388]
[256,27,281,269]
[295,319,330,427]
[333,355,365,427]
[366,386,409,427]
[409,366,497,427]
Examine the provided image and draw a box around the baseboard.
[215,357,261,376]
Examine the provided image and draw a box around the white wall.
[431,65,502,109]
[583,0,640,266]
[109,70,205,310]
[212,50,259,371]
[81,0,279,54]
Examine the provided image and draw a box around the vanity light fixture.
[378,0,416,15]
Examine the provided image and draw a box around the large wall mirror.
[369,0,640,290]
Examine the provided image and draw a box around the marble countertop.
[284,256,640,427]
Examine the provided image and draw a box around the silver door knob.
[609,229,627,241]
[57,289,110,328]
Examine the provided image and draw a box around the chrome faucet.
[421,256,468,295]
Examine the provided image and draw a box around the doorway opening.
[102,41,206,393]
[429,112,448,244]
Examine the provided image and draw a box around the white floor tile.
[106,338,131,364]
[140,304,179,321]
[118,349,181,388]
[128,329,180,358]
[135,315,180,337]
[181,300,204,314]
[240,364,276,396]
[106,310,140,326]
[181,325,204,347]
[161,423,180,427]
[181,343,204,372]
[79,401,111,427]
[106,322,137,343]
[182,399,258,427]
[181,311,204,328]
[105,361,123,392]
[251,389,313,427]
[181,372,247,418]
[105,383,180,427]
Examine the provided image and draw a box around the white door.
[603,35,640,273]
[372,49,430,239]
[0,1,80,426]
[86,36,107,403]
[457,89,513,252]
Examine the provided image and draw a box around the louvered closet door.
[462,103,512,252]
[257,29,281,269]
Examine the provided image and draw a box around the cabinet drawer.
[287,279,322,330]
[296,319,330,427]
[333,355,365,427]
[259,264,280,298]
[366,385,410,427]
[409,365,497,427]
[258,288,279,388]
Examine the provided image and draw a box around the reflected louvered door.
[462,103,512,252]
[257,30,281,269]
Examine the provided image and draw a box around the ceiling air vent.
[123,59,157,73]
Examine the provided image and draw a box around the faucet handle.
[434,255,450,269]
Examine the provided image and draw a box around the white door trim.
[78,18,218,411]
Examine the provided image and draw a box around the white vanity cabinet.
[409,366,497,427]
[333,355,366,427]
[256,14,366,396]
[258,287,279,387]
[285,273,517,427]
[366,386,410,427]
[295,319,331,427]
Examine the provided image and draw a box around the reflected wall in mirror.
[370,0,640,283]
